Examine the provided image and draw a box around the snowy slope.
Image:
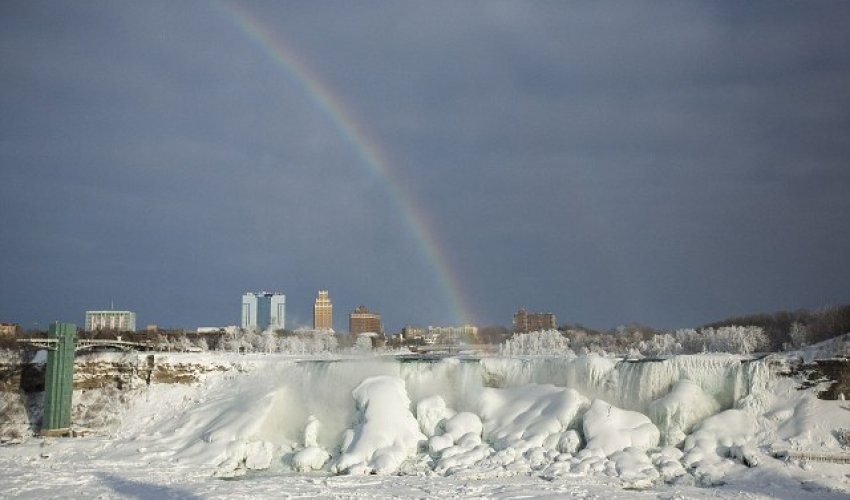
[1,351,849,498]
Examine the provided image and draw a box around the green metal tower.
[42,322,76,434]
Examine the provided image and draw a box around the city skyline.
[2,2,849,332]
[24,289,560,334]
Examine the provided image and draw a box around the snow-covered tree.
[352,334,374,353]
[156,334,172,352]
[261,329,278,354]
[221,330,246,353]
[789,322,810,349]
[310,331,337,354]
[638,332,683,356]
[278,335,298,354]
[673,328,704,353]
[670,326,767,355]
[193,336,209,352]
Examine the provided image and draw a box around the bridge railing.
[16,338,153,352]
[411,344,498,354]
[16,338,58,349]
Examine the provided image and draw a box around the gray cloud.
[2,1,849,331]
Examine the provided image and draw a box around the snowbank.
[8,352,849,497]
[582,399,660,456]
[648,379,721,446]
[683,409,756,467]
[479,385,588,453]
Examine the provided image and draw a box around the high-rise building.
[313,290,333,330]
[85,310,136,332]
[349,305,382,336]
[241,292,286,332]
[512,308,557,333]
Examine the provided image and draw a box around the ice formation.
[74,352,849,493]
[648,379,721,446]
[583,399,660,456]
[330,375,424,474]
[479,384,587,453]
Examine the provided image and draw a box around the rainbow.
[215,1,472,326]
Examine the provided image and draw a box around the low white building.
[427,324,478,345]
[196,327,225,334]
[85,310,136,332]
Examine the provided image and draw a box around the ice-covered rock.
[557,430,582,454]
[330,376,425,474]
[442,412,483,442]
[428,434,453,455]
[479,385,588,452]
[303,415,320,448]
[244,440,274,470]
[213,441,247,477]
[570,447,609,475]
[291,446,330,471]
[648,379,721,446]
[730,444,760,467]
[649,447,686,482]
[435,444,493,474]
[416,395,456,437]
[292,415,330,472]
[683,409,756,467]
[212,438,275,475]
[456,432,482,448]
[583,399,660,456]
[523,446,551,469]
[609,447,659,484]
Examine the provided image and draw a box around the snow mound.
[303,415,321,448]
[330,376,425,474]
[28,352,849,497]
[291,446,330,471]
[583,399,660,456]
[648,379,721,446]
[426,410,491,474]
[244,440,275,470]
[610,447,660,485]
[416,395,455,437]
[442,412,483,442]
[683,408,756,467]
[479,385,588,453]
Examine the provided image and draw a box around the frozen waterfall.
[152,353,776,478]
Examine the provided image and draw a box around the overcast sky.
[2,1,849,332]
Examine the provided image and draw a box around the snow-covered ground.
[2,350,850,499]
